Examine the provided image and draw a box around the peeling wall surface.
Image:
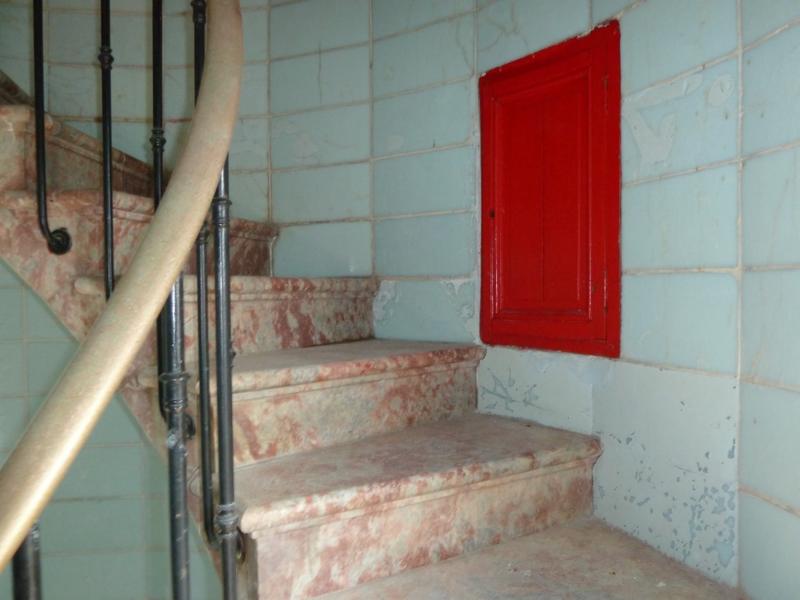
[3,0,800,597]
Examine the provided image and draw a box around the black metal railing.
[32,0,70,256]
[14,1,240,598]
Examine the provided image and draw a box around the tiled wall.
[265,0,798,593]
[0,260,219,599]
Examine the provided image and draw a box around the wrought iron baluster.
[191,0,217,547]
[153,1,191,598]
[33,0,71,255]
[12,524,41,600]
[192,2,239,596]
[99,0,114,298]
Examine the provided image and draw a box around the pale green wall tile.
[0,288,23,340]
[742,0,800,44]
[111,13,151,67]
[594,361,738,584]
[373,0,474,38]
[165,66,192,120]
[230,118,269,171]
[240,63,269,116]
[741,384,800,510]
[740,494,800,599]
[273,163,370,223]
[230,171,269,221]
[270,0,369,58]
[373,81,474,156]
[375,214,476,276]
[743,270,800,388]
[163,13,192,67]
[41,498,146,552]
[42,552,149,600]
[744,26,800,153]
[743,147,800,266]
[620,0,736,94]
[622,60,738,182]
[47,11,98,65]
[25,290,72,340]
[373,15,474,97]
[622,274,738,373]
[622,166,738,269]
[374,146,476,216]
[0,397,28,450]
[242,8,269,62]
[26,340,75,395]
[274,222,372,277]
[373,279,476,342]
[477,0,589,73]
[271,46,370,113]
[54,445,143,499]
[0,342,26,398]
[0,3,31,61]
[272,104,370,168]
[87,396,145,446]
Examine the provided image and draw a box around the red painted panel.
[479,22,621,358]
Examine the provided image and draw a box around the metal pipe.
[152,2,191,597]
[12,524,41,600]
[151,0,169,422]
[191,0,218,547]
[213,159,239,599]
[33,0,71,256]
[0,0,243,570]
[99,0,115,298]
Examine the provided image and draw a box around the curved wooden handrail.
[0,0,242,569]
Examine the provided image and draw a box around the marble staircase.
[0,100,738,599]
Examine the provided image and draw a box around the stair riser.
[193,362,478,465]
[247,459,596,599]
[182,292,374,362]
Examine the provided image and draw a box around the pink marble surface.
[0,105,152,196]
[213,340,484,393]
[224,343,482,464]
[185,218,277,277]
[239,414,600,598]
[323,518,739,600]
[182,276,377,362]
[236,413,601,533]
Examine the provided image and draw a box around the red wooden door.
[479,22,620,357]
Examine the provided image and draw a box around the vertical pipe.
[33,0,70,255]
[153,1,190,598]
[12,524,41,600]
[213,160,239,600]
[191,0,217,546]
[99,0,114,298]
[151,0,168,422]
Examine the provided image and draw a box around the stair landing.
[322,518,739,600]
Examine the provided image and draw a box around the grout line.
[735,2,744,584]
[743,264,800,272]
[266,1,274,229]
[622,267,737,276]
[270,40,370,64]
[740,485,800,519]
[615,356,738,380]
[368,0,377,278]
[372,9,478,44]
[740,374,800,395]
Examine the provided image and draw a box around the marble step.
[321,517,737,600]
[135,340,484,464]
[235,413,601,599]
[77,275,377,365]
[1,104,152,196]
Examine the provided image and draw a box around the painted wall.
[262,0,800,593]
[0,259,220,598]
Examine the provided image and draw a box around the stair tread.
[236,413,600,533]
[226,339,484,394]
[320,517,735,600]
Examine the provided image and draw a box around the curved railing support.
[0,0,242,570]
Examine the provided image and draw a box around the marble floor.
[323,518,741,599]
